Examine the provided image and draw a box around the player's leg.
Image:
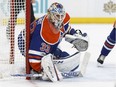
[29,53,63,82]
[97,28,116,65]
[53,51,90,77]
[53,50,81,73]
[41,54,63,82]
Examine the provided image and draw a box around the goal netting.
[0,0,30,79]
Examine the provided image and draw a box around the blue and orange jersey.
[29,13,77,60]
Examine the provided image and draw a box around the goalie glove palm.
[65,33,89,52]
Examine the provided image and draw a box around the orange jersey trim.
[63,13,70,25]
[60,28,65,33]
[29,55,42,60]
[60,13,70,33]
[30,62,41,72]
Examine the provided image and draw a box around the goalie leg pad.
[41,54,63,82]
[53,52,81,73]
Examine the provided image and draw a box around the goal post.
[26,0,31,80]
[0,0,31,79]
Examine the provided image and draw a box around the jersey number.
[40,43,50,53]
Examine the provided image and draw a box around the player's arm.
[63,13,86,37]
[67,27,89,52]
[63,14,89,52]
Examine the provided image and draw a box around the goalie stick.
[11,71,80,78]
[11,52,90,78]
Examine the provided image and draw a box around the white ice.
[0,24,116,87]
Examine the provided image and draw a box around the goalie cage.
[0,0,31,79]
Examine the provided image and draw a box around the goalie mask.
[47,2,66,30]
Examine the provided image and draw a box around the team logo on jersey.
[103,0,116,14]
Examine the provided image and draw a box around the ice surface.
[0,24,116,87]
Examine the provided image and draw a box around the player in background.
[6,0,35,40]
[28,2,89,82]
[97,21,116,65]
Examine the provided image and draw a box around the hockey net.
[0,0,30,79]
